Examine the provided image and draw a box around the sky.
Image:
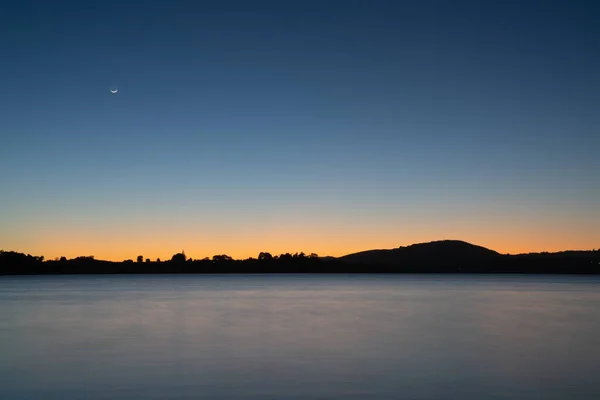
[1,0,599,261]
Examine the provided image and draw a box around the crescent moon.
[110,88,118,94]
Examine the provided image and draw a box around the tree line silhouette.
[1,240,599,275]
[0,250,329,275]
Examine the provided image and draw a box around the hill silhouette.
[340,240,502,270]
[1,240,599,275]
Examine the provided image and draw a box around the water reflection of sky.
[1,275,599,399]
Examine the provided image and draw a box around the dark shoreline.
[2,240,599,276]
[2,264,599,276]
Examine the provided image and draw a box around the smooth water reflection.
[1,274,599,399]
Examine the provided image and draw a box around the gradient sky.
[1,0,599,261]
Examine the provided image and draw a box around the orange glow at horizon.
[4,214,599,262]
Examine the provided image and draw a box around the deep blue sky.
[1,0,599,260]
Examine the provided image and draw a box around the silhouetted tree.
[145,258,151,263]
[137,255,143,263]
[60,256,67,262]
[74,256,94,261]
[258,252,273,261]
[279,253,293,262]
[309,253,319,259]
[156,258,161,262]
[212,254,233,262]
[171,253,186,263]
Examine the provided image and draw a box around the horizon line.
[3,239,598,263]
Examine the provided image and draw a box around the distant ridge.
[338,240,502,271]
[340,240,500,263]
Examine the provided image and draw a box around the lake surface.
[1,274,599,400]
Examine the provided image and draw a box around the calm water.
[1,274,599,400]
